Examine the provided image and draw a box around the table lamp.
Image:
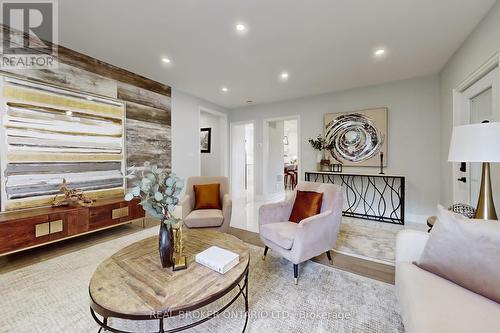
[448,122,500,220]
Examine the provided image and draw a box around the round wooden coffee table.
[89,229,250,333]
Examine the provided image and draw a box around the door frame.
[229,120,256,198]
[262,115,301,199]
[198,107,228,177]
[452,50,500,205]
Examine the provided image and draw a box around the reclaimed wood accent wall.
[0,25,171,212]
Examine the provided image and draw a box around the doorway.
[230,121,255,202]
[453,65,500,208]
[263,116,300,199]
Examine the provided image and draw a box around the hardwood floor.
[0,222,395,284]
[228,226,395,284]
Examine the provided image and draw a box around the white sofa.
[395,230,500,333]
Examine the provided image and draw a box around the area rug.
[0,227,403,333]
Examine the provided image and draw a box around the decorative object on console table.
[308,134,337,171]
[330,163,342,173]
[51,179,93,207]
[305,171,405,224]
[448,122,500,220]
[200,127,212,153]
[125,162,185,268]
[324,108,387,167]
[320,159,331,171]
[379,152,385,175]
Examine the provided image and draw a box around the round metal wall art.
[325,113,385,163]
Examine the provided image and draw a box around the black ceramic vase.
[158,220,174,268]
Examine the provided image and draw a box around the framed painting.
[0,76,126,211]
[324,107,388,167]
[200,128,211,153]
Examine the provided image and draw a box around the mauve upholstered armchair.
[179,176,232,232]
[259,181,343,284]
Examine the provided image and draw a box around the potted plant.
[124,162,184,268]
[308,135,335,171]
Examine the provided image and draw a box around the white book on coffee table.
[195,246,239,274]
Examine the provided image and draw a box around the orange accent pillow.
[193,183,222,210]
[289,190,323,223]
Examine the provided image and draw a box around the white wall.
[200,111,223,176]
[229,75,441,222]
[171,89,228,183]
[439,1,500,206]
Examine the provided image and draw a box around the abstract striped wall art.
[0,77,126,211]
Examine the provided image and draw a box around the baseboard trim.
[405,213,428,224]
[332,249,395,267]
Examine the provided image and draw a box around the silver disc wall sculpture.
[324,108,387,166]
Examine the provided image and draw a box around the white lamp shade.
[448,122,500,162]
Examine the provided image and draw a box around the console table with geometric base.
[89,229,250,333]
[305,171,405,225]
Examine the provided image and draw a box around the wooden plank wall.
[0,24,172,211]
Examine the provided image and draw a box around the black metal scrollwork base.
[305,172,405,225]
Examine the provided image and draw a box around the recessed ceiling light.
[65,110,73,116]
[235,23,246,32]
[374,48,386,56]
[280,72,289,81]
[162,57,171,64]
[221,87,229,93]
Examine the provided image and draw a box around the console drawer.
[0,215,50,254]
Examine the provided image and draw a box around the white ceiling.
[58,0,496,109]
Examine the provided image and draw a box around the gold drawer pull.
[35,223,50,237]
[112,207,129,219]
[50,220,63,233]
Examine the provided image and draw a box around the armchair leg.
[326,250,333,265]
[262,246,269,260]
[293,264,298,285]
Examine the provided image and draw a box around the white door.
[264,120,285,196]
[230,122,254,202]
[454,67,500,207]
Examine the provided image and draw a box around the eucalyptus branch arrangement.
[124,162,184,224]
